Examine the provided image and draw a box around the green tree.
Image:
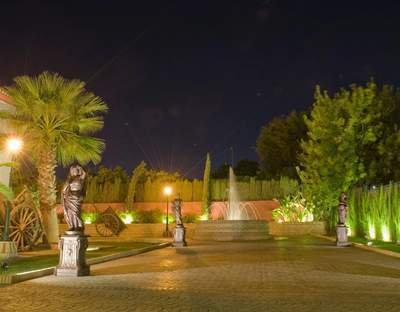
[256,111,307,179]
[201,153,211,216]
[234,159,259,177]
[211,161,230,179]
[1,72,108,244]
[126,161,146,210]
[298,83,379,229]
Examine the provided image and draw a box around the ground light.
[368,223,376,240]
[381,225,391,242]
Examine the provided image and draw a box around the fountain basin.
[193,220,270,241]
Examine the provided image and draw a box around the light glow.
[381,224,391,242]
[368,223,376,240]
[121,214,133,224]
[199,213,209,221]
[6,138,22,153]
[163,186,172,196]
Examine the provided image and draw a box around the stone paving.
[1,236,400,312]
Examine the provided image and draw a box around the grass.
[1,241,156,275]
[349,237,400,253]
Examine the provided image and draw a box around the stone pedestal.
[55,233,90,277]
[0,241,18,260]
[336,224,351,247]
[172,226,187,247]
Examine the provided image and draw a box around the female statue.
[62,164,86,232]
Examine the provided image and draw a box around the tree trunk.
[37,147,59,245]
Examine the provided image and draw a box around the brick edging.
[312,234,400,259]
[0,242,171,285]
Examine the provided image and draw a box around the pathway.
[1,236,400,311]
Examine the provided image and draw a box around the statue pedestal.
[172,226,187,247]
[336,224,351,247]
[0,241,18,260]
[55,233,90,277]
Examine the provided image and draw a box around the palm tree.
[0,72,108,245]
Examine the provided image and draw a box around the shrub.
[272,192,314,223]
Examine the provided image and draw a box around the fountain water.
[193,167,270,241]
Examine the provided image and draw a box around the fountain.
[193,167,270,241]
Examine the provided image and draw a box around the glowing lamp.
[163,186,172,196]
[6,138,22,153]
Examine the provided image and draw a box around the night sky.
[1,0,400,178]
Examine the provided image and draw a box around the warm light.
[84,219,92,225]
[121,214,133,224]
[163,186,172,196]
[199,213,209,221]
[6,138,22,153]
[381,225,391,242]
[347,227,352,237]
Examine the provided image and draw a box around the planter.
[269,221,326,236]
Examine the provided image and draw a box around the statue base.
[336,224,351,247]
[172,226,187,247]
[55,233,90,277]
[0,241,18,260]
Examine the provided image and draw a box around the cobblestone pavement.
[1,236,400,312]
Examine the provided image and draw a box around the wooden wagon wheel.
[95,213,120,237]
[8,204,42,251]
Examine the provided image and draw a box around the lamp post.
[163,186,172,237]
[2,138,22,241]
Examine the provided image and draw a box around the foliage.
[81,212,98,224]
[298,82,387,230]
[211,161,230,179]
[272,192,314,223]
[125,161,146,210]
[234,159,260,177]
[1,72,108,242]
[340,183,400,242]
[257,111,307,179]
[210,176,298,201]
[201,153,211,215]
[85,166,129,203]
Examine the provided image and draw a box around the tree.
[298,82,381,229]
[256,111,307,179]
[1,72,108,244]
[211,162,230,179]
[201,153,211,216]
[126,161,146,210]
[234,159,259,177]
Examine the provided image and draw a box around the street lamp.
[163,186,172,237]
[2,138,22,241]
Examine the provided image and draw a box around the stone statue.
[172,194,183,227]
[338,192,348,225]
[61,164,86,232]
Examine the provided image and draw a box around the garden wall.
[56,200,279,221]
[59,223,197,240]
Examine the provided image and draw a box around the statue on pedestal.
[56,164,90,277]
[338,192,348,225]
[172,194,187,247]
[336,192,351,247]
[61,164,86,233]
[172,194,183,227]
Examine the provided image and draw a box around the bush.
[272,192,314,223]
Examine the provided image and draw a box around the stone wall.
[59,221,326,241]
[269,222,327,236]
[59,223,197,240]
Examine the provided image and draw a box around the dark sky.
[1,0,400,178]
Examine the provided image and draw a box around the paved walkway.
[1,236,400,312]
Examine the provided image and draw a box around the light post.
[163,186,172,237]
[2,138,22,241]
